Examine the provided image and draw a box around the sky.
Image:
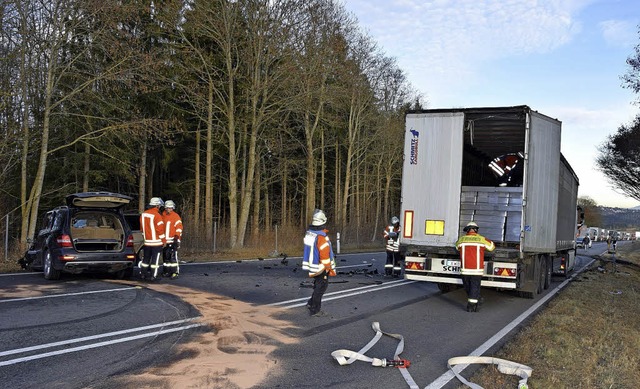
[342,0,640,208]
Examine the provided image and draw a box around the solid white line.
[338,263,375,269]
[273,280,417,309]
[0,272,39,277]
[0,323,203,367]
[0,286,139,303]
[266,279,410,307]
[425,257,595,389]
[0,317,201,357]
[181,252,384,265]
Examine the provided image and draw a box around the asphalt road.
[0,242,613,389]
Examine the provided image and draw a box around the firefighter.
[455,221,495,312]
[162,200,183,278]
[139,197,166,281]
[302,209,336,317]
[383,216,402,277]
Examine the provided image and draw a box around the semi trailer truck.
[400,106,579,298]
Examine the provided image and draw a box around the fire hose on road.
[331,322,532,389]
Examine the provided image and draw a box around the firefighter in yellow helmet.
[455,221,495,312]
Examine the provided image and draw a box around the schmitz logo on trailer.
[409,128,419,165]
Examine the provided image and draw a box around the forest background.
[3,0,639,259]
[1,0,423,256]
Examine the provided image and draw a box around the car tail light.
[126,235,134,247]
[57,234,73,247]
[59,255,76,261]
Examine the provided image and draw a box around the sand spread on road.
[0,280,299,388]
[105,281,298,389]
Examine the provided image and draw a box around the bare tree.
[596,114,640,202]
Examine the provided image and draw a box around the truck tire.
[543,255,552,290]
[537,255,547,294]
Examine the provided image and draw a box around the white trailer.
[401,106,579,298]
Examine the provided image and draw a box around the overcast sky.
[342,0,640,208]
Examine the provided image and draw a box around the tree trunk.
[82,142,90,192]
[25,61,55,239]
[205,82,214,241]
[194,126,201,228]
[138,138,147,212]
[251,157,261,242]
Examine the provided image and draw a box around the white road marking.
[0,286,139,303]
[267,279,416,308]
[0,323,203,367]
[0,317,201,357]
[425,257,596,389]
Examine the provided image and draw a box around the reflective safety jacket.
[164,210,183,243]
[455,231,495,276]
[383,225,401,252]
[302,228,336,277]
[140,207,166,247]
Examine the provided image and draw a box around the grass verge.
[460,242,640,389]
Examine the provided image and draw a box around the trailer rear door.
[401,112,464,247]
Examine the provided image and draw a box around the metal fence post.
[4,214,8,261]
[213,221,217,253]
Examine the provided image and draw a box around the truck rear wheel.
[537,255,547,294]
[543,255,551,290]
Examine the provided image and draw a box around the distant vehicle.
[575,239,584,249]
[23,192,136,280]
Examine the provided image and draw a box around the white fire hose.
[331,321,419,388]
[448,356,532,389]
[331,322,532,389]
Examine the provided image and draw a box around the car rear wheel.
[43,252,61,280]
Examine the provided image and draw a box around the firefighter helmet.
[165,200,176,209]
[149,197,164,207]
[463,221,479,232]
[312,209,327,226]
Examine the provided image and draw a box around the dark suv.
[24,192,137,280]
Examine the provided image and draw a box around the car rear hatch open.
[66,192,132,209]
[66,192,133,252]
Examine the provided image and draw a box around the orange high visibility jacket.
[455,231,495,276]
[302,229,336,277]
[140,207,166,247]
[164,210,183,243]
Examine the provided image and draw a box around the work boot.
[466,302,478,312]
